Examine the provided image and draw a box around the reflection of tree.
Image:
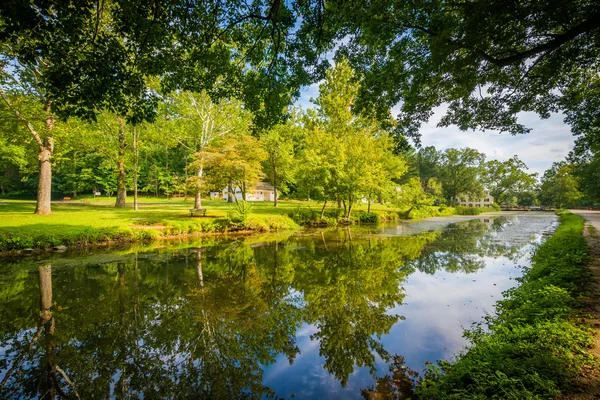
[360,355,419,400]
[290,233,435,386]
[1,265,80,399]
[1,217,546,397]
[409,217,530,275]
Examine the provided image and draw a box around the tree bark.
[115,120,127,208]
[133,126,139,211]
[320,200,328,219]
[273,162,278,207]
[368,199,371,213]
[227,182,234,203]
[35,137,54,215]
[72,151,77,198]
[194,167,202,209]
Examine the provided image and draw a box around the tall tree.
[260,122,300,207]
[539,162,581,208]
[298,59,404,220]
[439,148,485,205]
[483,156,538,205]
[168,91,251,209]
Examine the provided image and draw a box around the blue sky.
[295,83,574,176]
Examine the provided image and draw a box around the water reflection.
[0,214,557,399]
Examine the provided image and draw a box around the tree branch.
[0,86,44,148]
[479,15,600,67]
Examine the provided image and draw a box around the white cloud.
[414,105,574,175]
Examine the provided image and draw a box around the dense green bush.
[455,205,500,215]
[358,211,379,223]
[417,212,594,399]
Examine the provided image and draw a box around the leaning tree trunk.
[115,121,127,208]
[35,137,54,215]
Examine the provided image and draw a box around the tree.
[0,0,328,213]
[438,148,485,205]
[195,134,267,204]
[483,156,538,206]
[260,123,299,207]
[168,91,252,209]
[539,162,581,208]
[298,59,405,220]
[312,1,600,141]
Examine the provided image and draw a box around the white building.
[455,192,494,207]
[211,182,276,202]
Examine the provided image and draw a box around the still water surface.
[0,213,557,399]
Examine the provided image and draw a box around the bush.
[358,212,378,223]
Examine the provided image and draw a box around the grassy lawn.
[0,197,403,250]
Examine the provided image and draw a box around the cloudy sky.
[296,83,574,177]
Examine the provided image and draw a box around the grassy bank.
[417,212,594,399]
[0,198,498,251]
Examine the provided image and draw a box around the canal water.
[0,213,558,399]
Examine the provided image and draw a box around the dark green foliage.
[358,212,378,223]
[455,205,499,215]
[417,213,594,399]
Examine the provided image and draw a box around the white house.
[211,182,276,202]
[455,192,494,207]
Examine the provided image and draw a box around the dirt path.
[561,211,600,399]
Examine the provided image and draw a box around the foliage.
[319,1,599,142]
[438,148,485,205]
[297,59,406,220]
[455,205,500,216]
[483,156,538,206]
[539,162,582,208]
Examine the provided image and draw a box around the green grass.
[417,212,594,399]
[0,197,305,250]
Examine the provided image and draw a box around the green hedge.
[417,212,594,399]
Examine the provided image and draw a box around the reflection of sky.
[261,214,558,399]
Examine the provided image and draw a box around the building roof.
[254,181,275,191]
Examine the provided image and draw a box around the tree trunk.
[72,151,77,198]
[35,138,54,215]
[368,199,371,213]
[273,159,278,207]
[320,200,328,219]
[228,182,234,203]
[273,167,278,207]
[115,121,127,208]
[346,201,353,221]
[133,126,139,211]
[184,154,188,200]
[194,167,202,209]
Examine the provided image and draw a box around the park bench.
[63,197,71,202]
[189,208,207,217]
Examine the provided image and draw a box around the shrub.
[358,212,378,223]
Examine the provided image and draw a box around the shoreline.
[0,209,513,256]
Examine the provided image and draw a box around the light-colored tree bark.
[115,119,127,208]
